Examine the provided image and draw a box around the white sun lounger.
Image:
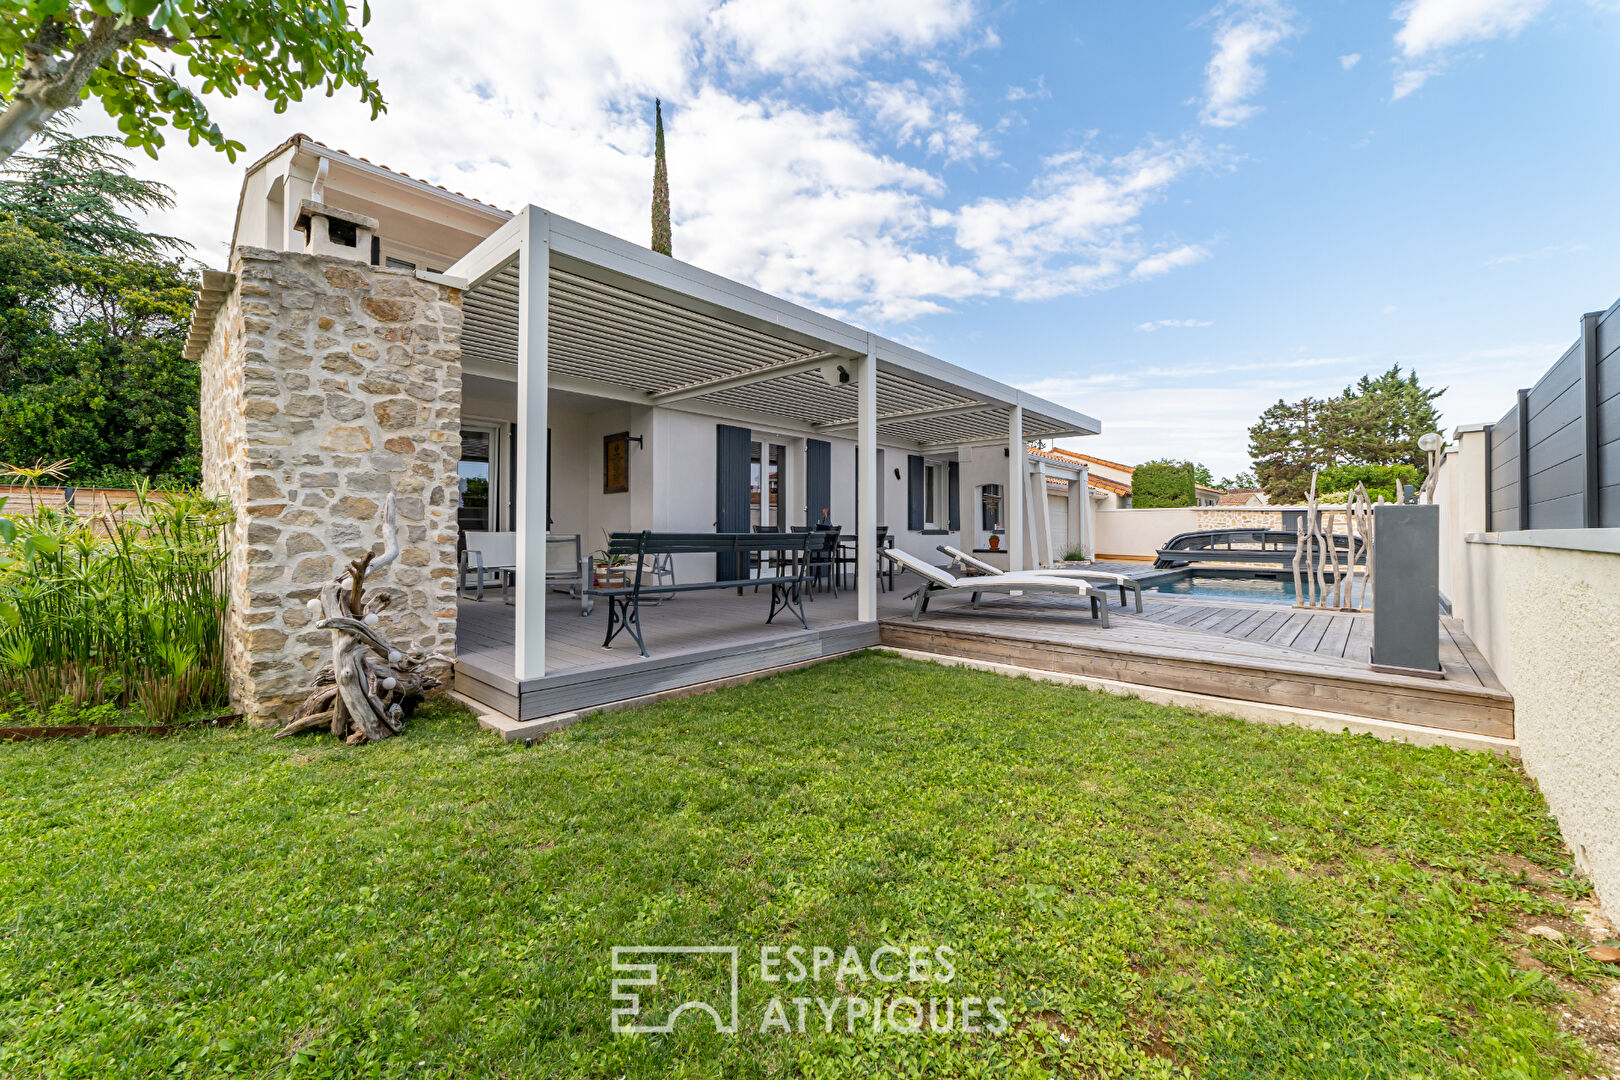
[882,548,1109,626]
[936,544,1143,613]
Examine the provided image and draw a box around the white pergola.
[443,206,1100,681]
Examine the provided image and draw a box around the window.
[749,440,787,528]
[385,256,417,271]
[457,422,504,532]
[458,429,493,532]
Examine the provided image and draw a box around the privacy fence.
[1487,297,1620,531]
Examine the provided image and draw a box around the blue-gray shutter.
[947,461,960,531]
[907,454,924,531]
[806,439,831,525]
[716,424,751,578]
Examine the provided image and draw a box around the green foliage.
[0,480,231,722]
[1247,366,1444,503]
[0,654,1601,1076]
[0,0,383,162]
[1140,457,1213,487]
[1317,463,1422,503]
[651,97,671,256]
[1215,469,1259,491]
[0,125,200,484]
[1132,460,1197,507]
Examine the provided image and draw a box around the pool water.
[1142,572,1299,605]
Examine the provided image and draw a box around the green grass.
[0,653,1603,1078]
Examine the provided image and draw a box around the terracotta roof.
[1196,484,1222,496]
[1088,474,1132,496]
[1218,488,1266,506]
[1039,447,1135,474]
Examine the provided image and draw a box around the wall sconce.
[892,467,902,480]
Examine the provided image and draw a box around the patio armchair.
[458,531,593,615]
[937,544,1142,613]
[882,547,1110,626]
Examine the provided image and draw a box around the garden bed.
[0,711,240,741]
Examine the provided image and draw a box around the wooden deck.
[454,585,904,720]
[454,569,1512,741]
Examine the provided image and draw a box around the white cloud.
[1339,52,1362,69]
[71,0,1211,324]
[1393,0,1548,56]
[709,0,980,78]
[1131,244,1212,280]
[1484,241,1587,266]
[942,140,1220,301]
[1136,318,1215,331]
[1390,0,1549,98]
[1199,0,1298,128]
[1005,77,1050,102]
[864,67,996,163]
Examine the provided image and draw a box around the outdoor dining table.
[832,532,895,590]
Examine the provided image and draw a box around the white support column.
[514,208,551,681]
[1005,405,1024,572]
[856,337,879,622]
[786,436,808,527]
[1070,467,1088,561]
[1032,460,1053,567]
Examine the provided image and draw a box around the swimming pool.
[1140,569,1306,605]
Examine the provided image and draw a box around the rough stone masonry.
[198,246,462,722]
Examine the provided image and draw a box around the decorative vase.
[988,535,1000,551]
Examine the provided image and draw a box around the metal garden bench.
[588,531,833,657]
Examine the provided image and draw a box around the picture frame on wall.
[603,431,630,494]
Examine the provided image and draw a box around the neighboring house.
[189,134,1104,721]
[1030,448,1221,507]
[1218,488,1269,507]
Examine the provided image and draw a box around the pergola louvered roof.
[449,207,1098,448]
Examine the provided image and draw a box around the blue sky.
[111,0,1620,478]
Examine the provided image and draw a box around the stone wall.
[200,246,462,722]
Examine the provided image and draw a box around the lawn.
[0,652,1607,1078]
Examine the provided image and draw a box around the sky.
[81,0,1620,480]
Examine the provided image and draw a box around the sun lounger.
[936,544,1143,613]
[882,548,1109,626]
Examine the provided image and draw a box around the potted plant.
[590,529,630,588]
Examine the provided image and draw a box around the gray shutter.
[716,424,751,578]
[907,454,924,531]
[806,439,831,525]
[947,461,960,531]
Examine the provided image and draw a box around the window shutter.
[947,461,960,531]
[907,455,924,531]
[806,439,831,525]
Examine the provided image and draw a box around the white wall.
[1457,532,1620,919]
[1093,507,1200,560]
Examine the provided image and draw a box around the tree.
[1244,366,1445,502]
[0,1,384,164]
[1132,461,1196,508]
[1216,470,1259,491]
[1140,458,1212,487]
[0,124,199,482]
[1247,396,1328,503]
[651,98,671,256]
[1323,365,1443,473]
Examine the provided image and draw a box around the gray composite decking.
[454,566,1511,739]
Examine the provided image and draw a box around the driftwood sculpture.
[276,492,450,743]
[1292,472,1377,612]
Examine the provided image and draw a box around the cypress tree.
[651,99,671,256]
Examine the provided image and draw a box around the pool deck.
[455,563,1512,744]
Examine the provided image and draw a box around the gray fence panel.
[1488,402,1521,532]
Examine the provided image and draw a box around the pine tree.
[651,99,671,257]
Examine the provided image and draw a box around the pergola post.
[1006,405,1024,571]
[856,336,879,622]
[1032,459,1053,567]
[514,208,551,681]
